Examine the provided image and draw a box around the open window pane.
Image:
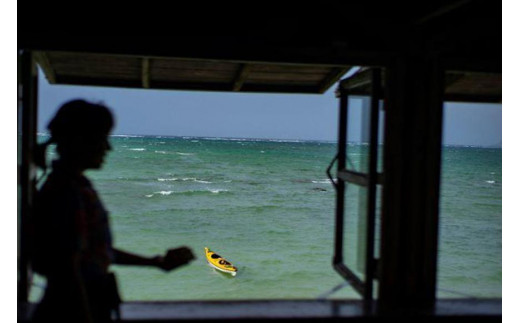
[342,183,368,282]
[346,98,371,173]
[437,102,502,299]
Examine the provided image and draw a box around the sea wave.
[147,188,229,196]
[312,179,333,184]
[111,135,144,138]
[209,189,228,194]
[199,137,305,143]
[268,139,302,143]
[156,191,173,195]
[157,177,212,183]
[157,178,178,182]
[129,148,146,151]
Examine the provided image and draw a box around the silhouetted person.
[30,99,195,323]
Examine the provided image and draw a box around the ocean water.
[28,135,501,301]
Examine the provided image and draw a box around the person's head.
[44,99,115,170]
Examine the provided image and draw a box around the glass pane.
[342,183,368,282]
[374,185,383,260]
[346,98,384,175]
[377,106,385,174]
[346,97,371,173]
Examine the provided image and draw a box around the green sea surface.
[28,135,501,301]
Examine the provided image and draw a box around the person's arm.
[112,246,194,271]
[112,248,161,267]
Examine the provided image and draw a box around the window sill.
[19,299,501,322]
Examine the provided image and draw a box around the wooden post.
[19,50,38,302]
[377,54,444,314]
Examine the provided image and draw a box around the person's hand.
[156,246,195,271]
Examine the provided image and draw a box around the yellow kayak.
[205,247,237,276]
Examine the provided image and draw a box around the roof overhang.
[340,68,501,103]
[34,51,352,94]
[21,1,501,97]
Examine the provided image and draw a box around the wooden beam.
[18,33,398,68]
[232,64,251,91]
[340,68,374,91]
[33,51,56,83]
[54,75,323,94]
[415,0,472,25]
[444,93,502,103]
[318,66,351,93]
[344,69,502,103]
[142,58,150,88]
[444,72,465,88]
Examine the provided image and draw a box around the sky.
[36,70,502,146]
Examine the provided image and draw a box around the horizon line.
[35,132,502,148]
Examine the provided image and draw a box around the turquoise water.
[29,135,501,301]
[437,146,502,298]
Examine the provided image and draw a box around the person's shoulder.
[38,171,85,199]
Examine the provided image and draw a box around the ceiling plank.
[142,58,150,88]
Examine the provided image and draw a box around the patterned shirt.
[32,161,113,279]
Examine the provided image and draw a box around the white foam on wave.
[182,177,211,183]
[156,191,173,195]
[112,135,144,138]
[130,148,146,151]
[155,151,167,154]
[312,179,333,184]
[210,189,228,194]
[157,177,212,183]
[158,178,178,182]
[486,180,496,184]
[268,139,302,143]
[145,194,154,198]
[176,152,194,156]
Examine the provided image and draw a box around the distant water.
[29,135,501,301]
